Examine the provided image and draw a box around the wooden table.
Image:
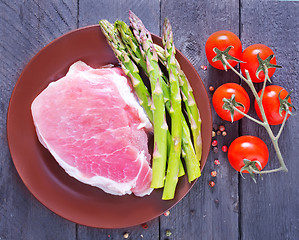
[1,1,298,239]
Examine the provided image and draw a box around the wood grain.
[77,1,160,239]
[240,1,299,240]
[160,0,240,239]
[1,0,298,239]
[0,0,77,239]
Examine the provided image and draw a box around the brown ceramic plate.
[7,25,212,228]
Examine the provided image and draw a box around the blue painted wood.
[160,1,240,239]
[0,0,78,239]
[0,0,298,239]
[239,1,299,240]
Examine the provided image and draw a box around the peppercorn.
[214,159,220,165]
[212,147,218,153]
[216,130,221,135]
[222,131,227,136]
[163,210,170,216]
[222,145,228,152]
[165,230,172,237]
[201,65,208,71]
[209,86,214,91]
[123,232,129,239]
[219,125,225,132]
[211,140,218,147]
[212,130,216,137]
[211,171,217,177]
[141,223,148,229]
[209,181,215,187]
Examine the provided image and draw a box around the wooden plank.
[78,0,161,35]
[160,0,240,239]
[77,1,160,239]
[0,0,78,239]
[240,1,299,240]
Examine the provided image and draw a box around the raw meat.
[31,61,153,197]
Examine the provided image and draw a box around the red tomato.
[205,31,242,70]
[255,85,292,125]
[212,83,250,121]
[228,136,269,172]
[240,44,277,83]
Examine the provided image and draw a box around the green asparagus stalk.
[114,20,170,96]
[116,18,200,183]
[99,20,153,121]
[100,20,184,180]
[129,11,168,189]
[115,20,185,178]
[161,18,182,200]
[155,43,202,165]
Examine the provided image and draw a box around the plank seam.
[76,0,79,28]
[238,1,243,240]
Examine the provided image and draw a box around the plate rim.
[6,24,212,228]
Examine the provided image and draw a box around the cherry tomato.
[228,136,269,172]
[240,44,277,83]
[255,85,292,125]
[212,83,250,121]
[205,31,242,70]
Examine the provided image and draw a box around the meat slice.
[31,61,153,196]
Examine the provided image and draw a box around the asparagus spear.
[116,19,200,182]
[129,11,168,189]
[99,20,153,122]
[161,18,182,200]
[115,20,184,178]
[155,43,202,165]
[114,20,170,95]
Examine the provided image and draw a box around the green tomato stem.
[248,165,285,174]
[223,56,288,174]
[275,111,289,140]
[233,107,265,126]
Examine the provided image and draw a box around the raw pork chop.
[31,61,153,196]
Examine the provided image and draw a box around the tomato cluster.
[205,30,294,175]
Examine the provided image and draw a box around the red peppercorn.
[201,65,208,71]
[216,130,221,135]
[211,171,217,177]
[141,223,148,229]
[219,125,225,132]
[214,159,220,165]
[212,140,218,147]
[209,181,215,187]
[222,131,227,136]
[222,145,228,152]
[209,86,214,91]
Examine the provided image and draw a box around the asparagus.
[115,20,184,178]
[100,16,201,199]
[161,18,182,200]
[155,43,202,166]
[129,11,168,189]
[99,20,153,121]
[114,20,170,99]
[100,20,184,181]
[115,20,201,182]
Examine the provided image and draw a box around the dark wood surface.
[0,0,298,239]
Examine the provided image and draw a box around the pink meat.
[31,61,153,196]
